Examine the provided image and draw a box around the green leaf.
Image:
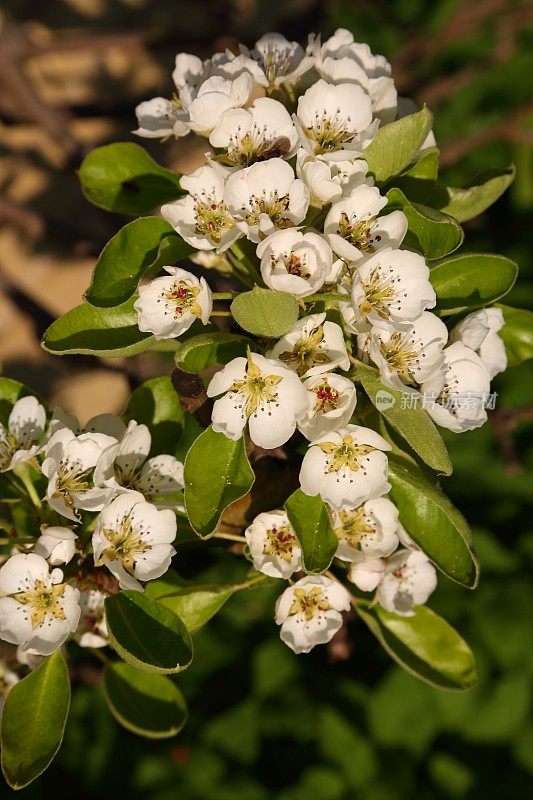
[175,332,252,373]
[356,602,477,691]
[105,591,193,674]
[388,455,479,588]
[103,662,187,739]
[1,652,70,789]
[184,426,255,538]
[393,147,439,204]
[146,580,234,632]
[124,376,184,456]
[430,253,518,315]
[42,296,155,357]
[356,362,452,475]
[386,188,463,260]
[428,165,515,222]
[85,217,194,308]
[0,378,46,426]
[498,304,533,366]
[285,489,337,573]
[363,107,433,183]
[79,142,183,214]
[230,286,299,337]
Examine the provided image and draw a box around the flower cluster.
[0,398,184,657]
[129,29,509,654]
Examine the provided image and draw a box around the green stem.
[214,532,247,543]
[212,292,238,300]
[91,648,110,665]
[210,310,232,317]
[303,292,347,304]
[234,573,267,591]
[14,465,41,508]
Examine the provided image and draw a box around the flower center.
[334,507,375,549]
[263,524,297,561]
[278,325,331,375]
[318,434,376,474]
[245,191,291,230]
[15,580,67,628]
[96,517,150,575]
[359,266,396,319]
[228,354,282,417]
[289,586,331,620]
[0,432,18,470]
[162,281,202,318]
[338,213,382,252]
[312,379,341,413]
[256,44,296,88]
[379,332,418,383]
[52,460,93,511]
[306,111,356,153]
[195,198,235,244]
[218,129,291,168]
[280,252,310,278]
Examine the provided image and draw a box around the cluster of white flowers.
[0,398,184,657]
[129,30,510,654]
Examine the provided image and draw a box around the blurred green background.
[1,1,532,798]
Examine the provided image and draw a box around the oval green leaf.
[42,296,155,357]
[175,332,252,373]
[85,217,194,308]
[356,362,452,475]
[498,304,533,367]
[1,652,70,789]
[388,455,479,588]
[124,376,184,456]
[103,662,187,739]
[230,286,299,337]
[430,253,518,316]
[79,142,183,214]
[364,107,433,183]
[428,165,515,222]
[393,147,439,204]
[146,580,234,632]
[184,426,255,537]
[356,601,477,691]
[386,188,463,260]
[105,591,193,674]
[285,489,337,574]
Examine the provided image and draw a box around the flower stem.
[303,292,347,304]
[212,292,238,300]
[213,532,247,543]
[234,573,267,591]
[13,465,41,508]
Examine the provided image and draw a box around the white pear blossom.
[332,497,400,564]
[349,247,436,332]
[296,149,371,205]
[248,33,315,92]
[0,396,46,472]
[133,97,190,140]
[267,313,350,378]
[0,554,80,656]
[377,548,437,616]
[223,158,310,242]
[275,575,351,654]
[450,307,507,379]
[172,52,210,109]
[367,311,449,392]
[48,409,126,441]
[324,184,407,263]
[257,229,332,297]
[299,424,391,509]
[295,80,374,157]
[298,373,357,440]
[94,420,184,502]
[315,29,397,124]
[207,351,309,449]
[210,49,267,86]
[75,589,108,649]
[162,165,240,252]
[210,97,298,168]
[244,510,302,579]
[92,492,177,591]
[34,526,78,566]
[420,342,491,433]
[348,558,386,592]
[187,74,254,135]
[42,428,117,522]
[135,266,212,340]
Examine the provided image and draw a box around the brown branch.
[490,407,533,476]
